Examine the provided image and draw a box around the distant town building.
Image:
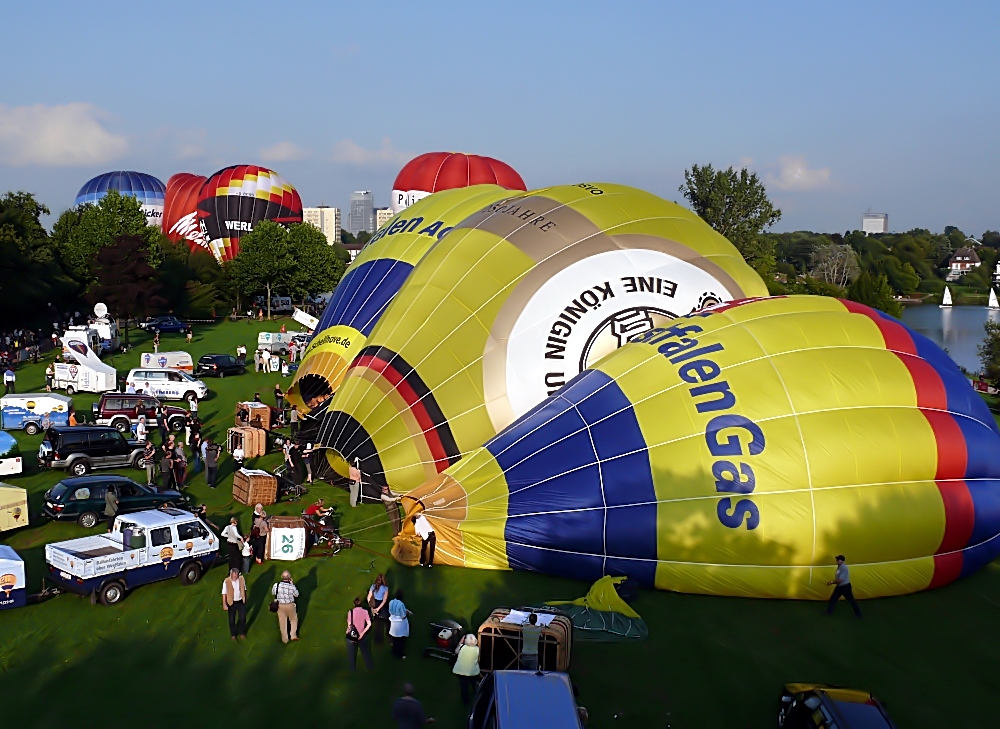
[946,247,982,281]
[340,243,364,262]
[862,213,888,235]
[349,191,374,236]
[302,206,341,244]
[375,207,394,230]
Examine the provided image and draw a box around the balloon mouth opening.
[297,374,333,409]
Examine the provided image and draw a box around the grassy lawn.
[2,319,999,728]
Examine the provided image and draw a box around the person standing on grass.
[185,326,193,345]
[251,504,269,564]
[301,442,314,484]
[172,441,188,488]
[160,449,174,491]
[289,405,300,439]
[221,568,247,641]
[346,596,374,671]
[3,366,15,394]
[519,612,542,671]
[453,634,481,704]
[221,516,243,572]
[414,513,435,568]
[189,394,198,416]
[274,383,284,411]
[135,415,147,444]
[392,684,435,728]
[45,362,53,392]
[367,573,390,644]
[204,438,220,489]
[233,443,245,470]
[388,590,412,659]
[826,554,863,617]
[157,405,168,445]
[143,440,157,488]
[272,570,300,643]
[190,430,202,473]
[153,332,160,353]
[104,485,119,531]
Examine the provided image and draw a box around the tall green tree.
[227,220,296,319]
[87,235,168,345]
[979,320,1000,385]
[285,223,347,304]
[52,190,161,282]
[846,270,902,317]
[679,164,782,276]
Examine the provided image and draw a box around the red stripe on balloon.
[353,354,452,471]
[840,299,974,585]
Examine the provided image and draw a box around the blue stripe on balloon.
[490,369,658,585]
[314,258,414,337]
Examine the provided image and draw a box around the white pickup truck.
[45,508,219,605]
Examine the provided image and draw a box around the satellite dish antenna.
[94,303,108,319]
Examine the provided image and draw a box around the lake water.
[900,305,1000,374]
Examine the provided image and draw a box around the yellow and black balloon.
[286,185,517,412]
[318,183,769,492]
[394,296,1000,599]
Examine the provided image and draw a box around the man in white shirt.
[135,416,147,443]
[233,445,245,470]
[221,569,247,640]
[826,554,862,617]
[414,512,435,568]
[221,516,244,572]
[3,367,15,394]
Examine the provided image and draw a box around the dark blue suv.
[139,316,188,334]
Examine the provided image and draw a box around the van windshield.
[175,370,196,382]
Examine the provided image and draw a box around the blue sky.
[1,1,996,234]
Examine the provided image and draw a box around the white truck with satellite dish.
[90,303,120,353]
[53,331,117,395]
[44,508,219,605]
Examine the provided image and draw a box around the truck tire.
[179,561,202,586]
[66,385,76,396]
[24,421,40,436]
[99,581,125,606]
[168,417,184,432]
[71,459,91,476]
[78,511,100,529]
[111,417,131,433]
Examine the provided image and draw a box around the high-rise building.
[375,207,394,230]
[349,191,374,236]
[862,213,888,235]
[302,206,341,244]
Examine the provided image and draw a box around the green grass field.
[2,320,999,728]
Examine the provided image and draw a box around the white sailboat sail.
[940,287,953,307]
[989,288,999,309]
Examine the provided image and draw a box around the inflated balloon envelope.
[287,185,517,413]
[393,296,1000,600]
[318,183,769,493]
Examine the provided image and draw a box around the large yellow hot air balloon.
[317,183,768,493]
[286,185,517,412]
[392,296,1000,599]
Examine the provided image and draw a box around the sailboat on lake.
[940,286,953,308]
[989,288,999,310]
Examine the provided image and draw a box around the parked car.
[42,475,187,529]
[469,671,584,729]
[124,368,209,402]
[138,316,188,334]
[45,508,216,604]
[38,425,145,477]
[778,683,896,728]
[196,353,246,378]
[91,393,188,434]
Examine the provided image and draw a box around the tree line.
[0,189,349,330]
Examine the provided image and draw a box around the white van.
[271,296,293,313]
[257,331,297,355]
[139,351,194,373]
[125,368,209,403]
[0,393,73,435]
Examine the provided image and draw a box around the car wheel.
[78,511,100,529]
[71,460,90,476]
[66,385,76,396]
[132,454,145,470]
[99,581,125,606]
[24,422,39,436]
[179,562,202,585]
[112,417,130,433]
[169,417,184,432]
[184,391,197,403]
[239,367,246,375]
[279,348,288,356]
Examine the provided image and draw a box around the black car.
[42,475,186,528]
[38,425,145,477]
[196,353,246,378]
[778,683,896,728]
[138,316,187,334]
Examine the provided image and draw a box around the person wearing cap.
[826,554,862,617]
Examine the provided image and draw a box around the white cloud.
[766,155,832,191]
[0,103,127,166]
[331,136,409,167]
[259,141,310,163]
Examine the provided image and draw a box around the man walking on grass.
[826,554,863,617]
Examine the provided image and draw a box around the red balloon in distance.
[162,173,209,253]
[391,152,526,213]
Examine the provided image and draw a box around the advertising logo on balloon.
[167,212,210,249]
